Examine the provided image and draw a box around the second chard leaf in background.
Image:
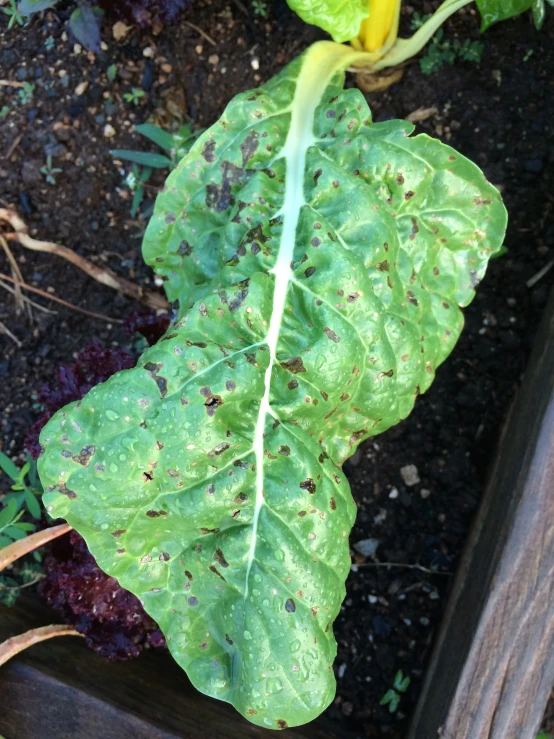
[39,42,506,729]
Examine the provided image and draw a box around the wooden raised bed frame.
[1,291,553,739]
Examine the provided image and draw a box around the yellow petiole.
[359,0,401,52]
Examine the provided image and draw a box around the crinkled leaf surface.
[286,0,368,42]
[40,42,506,730]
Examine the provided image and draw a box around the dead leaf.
[355,67,404,93]
[405,106,439,123]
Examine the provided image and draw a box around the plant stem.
[0,523,72,572]
[372,0,473,70]
[0,624,83,667]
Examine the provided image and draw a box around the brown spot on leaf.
[240,131,259,167]
[178,240,193,256]
[215,547,229,567]
[280,356,306,374]
[209,442,231,457]
[209,565,226,580]
[323,327,340,343]
[350,429,367,445]
[201,139,216,162]
[300,478,316,494]
[285,598,296,613]
[72,445,95,466]
[144,362,167,398]
[205,394,224,417]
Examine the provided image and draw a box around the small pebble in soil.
[420,488,431,499]
[251,57,260,71]
[400,464,420,486]
[388,486,399,499]
[353,538,380,557]
[104,124,116,138]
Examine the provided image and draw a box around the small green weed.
[123,88,146,106]
[252,0,268,16]
[410,11,431,31]
[13,81,35,107]
[125,163,153,218]
[44,35,55,50]
[0,106,9,120]
[111,122,203,217]
[2,0,24,28]
[107,64,118,83]
[0,451,45,606]
[40,154,62,185]
[379,670,411,714]
[419,29,483,75]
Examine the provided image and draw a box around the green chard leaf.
[475,0,536,30]
[39,42,506,730]
[286,0,369,43]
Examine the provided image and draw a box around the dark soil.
[1,1,553,737]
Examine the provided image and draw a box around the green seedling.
[2,0,24,28]
[252,0,268,15]
[124,163,153,218]
[40,154,62,185]
[123,88,146,106]
[379,670,411,713]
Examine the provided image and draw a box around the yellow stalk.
[360,0,401,53]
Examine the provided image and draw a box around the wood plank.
[408,289,554,739]
[0,595,353,739]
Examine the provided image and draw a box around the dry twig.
[0,624,83,667]
[0,233,30,319]
[352,561,452,576]
[0,80,26,89]
[0,208,168,311]
[0,272,124,324]
[183,20,217,46]
[0,279,57,314]
[0,319,21,347]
